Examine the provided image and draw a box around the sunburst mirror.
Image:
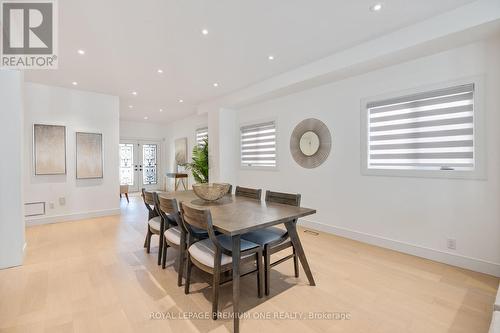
[290,118,331,168]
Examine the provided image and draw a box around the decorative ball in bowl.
[192,183,231,201]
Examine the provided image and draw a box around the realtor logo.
[1,0,58,69]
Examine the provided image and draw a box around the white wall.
[231,39,500,276]
[120,120,168,140]
[24,83,120,225]
[0,70,25,268]
[164,113,208,189]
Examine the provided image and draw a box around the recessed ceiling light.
[132,91,137,96]
[268,55,275,60]
[72,81,78,86]
[157,69,163,74]
[144,116,148,120]
[201,29,208,35]
[370,3,383,11]
[178,99,184,103]
[213,83,219,87]
[128,105,133,109]
[77,49,85,55]
[159,108,163,112]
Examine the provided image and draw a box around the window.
[240,121,276,167]
[196,127,208,146]
[365,83,476,173]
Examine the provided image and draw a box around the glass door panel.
[120,143,138,192]
[142,144,158,185]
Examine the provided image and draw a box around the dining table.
[159,190,317,333]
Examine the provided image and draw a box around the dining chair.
[155,194,209,286]
[241,190,301,295]
[180,202,264,320]
[235,186,262,200]
[119,184,129,203]
[142,188,163,265]
[227,184,233,194]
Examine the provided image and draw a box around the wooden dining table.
[159,190,317,333]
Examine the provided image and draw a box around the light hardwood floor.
[0,194,498,333]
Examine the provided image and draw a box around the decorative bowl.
[192,183,231,201]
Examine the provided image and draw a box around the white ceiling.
[24,0,476,124]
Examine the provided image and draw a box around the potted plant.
[183,138,208,183]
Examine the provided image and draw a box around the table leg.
[232,235,241,333]
[285,221,316,286]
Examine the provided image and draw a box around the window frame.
[360,76,486,180]
[239,119,279,171]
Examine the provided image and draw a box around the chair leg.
[256,249,264,298]
[293,246,299,278]
[212,257,221,320]
[184,254,193,295]
[146,230,152,254]
[125,193,129,203]
[157,234,164,266]
[161,238,168,269]
[264,245,271,296]
[143,232,148,248]
[177,244,185,287]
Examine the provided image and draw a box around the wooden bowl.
[192,183,231,201]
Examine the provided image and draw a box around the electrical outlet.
[58,197,66,206]
[447,238,457,250]
[49,202,55,209]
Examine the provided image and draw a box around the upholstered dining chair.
[241,190,301,295]
[141,188,163,265]
[119,185,129,203]
[180,202,264,320]
[155,194,208,286]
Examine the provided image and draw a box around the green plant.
[183,138,209,183]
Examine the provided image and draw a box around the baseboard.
[299,218,500,277]
[25,208,121,226]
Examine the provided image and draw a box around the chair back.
[154,194,181,228]
[179,202,223,250]
[235,186,262,200]
[141,188,158,218]
[265,190,301,207]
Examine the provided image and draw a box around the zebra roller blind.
[240,121,276,167]
[195,127,208,146]
[367,84,474,171]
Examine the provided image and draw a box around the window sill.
[361,167,486,180]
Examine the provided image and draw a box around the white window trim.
[239,118,279,171]
[360,76,486,180]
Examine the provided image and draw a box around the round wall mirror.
[290,118,331,168]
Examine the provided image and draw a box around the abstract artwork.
[174,137,187,167]
[34,124,66,175]
[76,132,103,179]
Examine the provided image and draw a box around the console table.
[166,173,188,191]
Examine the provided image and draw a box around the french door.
[119,140,160,192]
